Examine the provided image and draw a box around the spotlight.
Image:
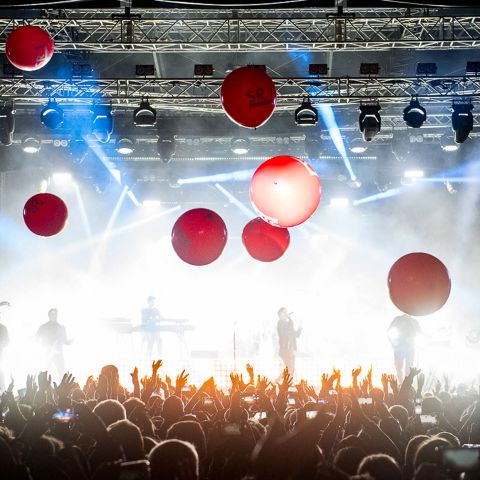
[440,133,459,152]
[23,137,41,154]
[295,97,318,126]
[349,137,367,154]
[91,104,113,143]
[116,138,135,155]
[360,63,380,75]
[309,64,328,76]
[403,98,427,128]
[359,104,381,142]
[416,62,437,75]
[142,200,161,207]
[157,133,175,163]
[69,134,89,163]
[40,100,64,130]
[231,137,250,155]
[451,102,474,143]
[52,172,72,184]
[404,169,424,179]
[0,105,14,146]
[330,197,350,208]
[133,98,157,127]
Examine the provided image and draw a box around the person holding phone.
[387,313,421,383]
[277,307,302,375]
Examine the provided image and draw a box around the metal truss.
[1,75,480,112]
[1,10,480,52]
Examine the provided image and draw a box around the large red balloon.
[250,155,321,228]
[23,193,68,237]
[388,252,451,316]
[6,25,54,71]
[221,66,276,128]
[171,208,227,266]
[242,217,290,262]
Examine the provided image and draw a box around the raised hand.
[367,366,373,389]
[280,367,293,391]
[246,363,255,384]
[352,366,362,379]
[175,369,189,393]
[38,371,52,392]
[131,367,139,384]
[360,378,369,396]
[152,360,163,375]
[199,376,215,394]
[381,373,389,395]
[54,372,75,400]
[408,367,421,379]
[256,375,270,393]
[417,372,425,393]
[332,368,341,388]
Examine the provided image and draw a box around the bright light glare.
[330,197,350,208]
[442,144,459,152]
[404,170,425,179]
[52,172,73,184]
[142,200,161,207]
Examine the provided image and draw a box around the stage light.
[116,138,135,155]
[22,137,40,154]
[404,169,424,179]
[360,63,380,75]
[466,61,480,75]
[441,134,459,152]
[40,100,64,130]
[52,172,72,184]
[309,64,328,76]
[295,97,318,126]
[451,102,474,143]
[349,137,367,154]
[403,98,427,128]
[157,133,175,163]
[69,134,89,163]
[142,200,161,207]
[135,64,155,76]
[416,62,437,75]
[231,137,250,155]
[133,98,157,127]
[359,104,381,142]
[194,64,214,76]
[0,105,14,146]
[330,197,350,208]
[91,104,113,143]
[72,63,92,77]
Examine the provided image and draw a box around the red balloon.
[388,252,451,316]
[242,217,290,262]
[250,155,321,228]
[6,25,54,71]
[171,208,227,266]
[220,66,276,128]
[23,193,68,237]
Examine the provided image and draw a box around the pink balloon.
[6,25,54,71]
[250,155,321,228]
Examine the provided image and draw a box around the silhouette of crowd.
[1,361,479,480]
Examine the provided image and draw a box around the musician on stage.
[0,301,10,390]
[277,307,301,374]
[387,313,421,383]
[36,308,69,378]
[141,296,164,359]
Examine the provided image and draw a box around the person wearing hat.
[277,307,301,375]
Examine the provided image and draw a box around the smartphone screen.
[415,404,422,415]
[223,423,241,435]
[287,397,296,405]
[317,398,328,405]
[358,397,373,405]
[420,414,438,425]
[242,395,257,405]
[254,412,267,420]
[329,389,337,396]
[203,398,214,406]
[52,407,74,424]
[442,447,480,472]
[306,411,318,419]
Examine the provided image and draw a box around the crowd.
[0,361,479,480]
